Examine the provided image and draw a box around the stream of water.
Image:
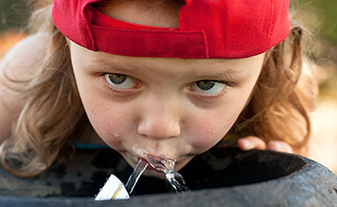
[126,153,190,194]
[95,153,190,200]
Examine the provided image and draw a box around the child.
[0,0,317,179]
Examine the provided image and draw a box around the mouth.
[142,153,176,173]
[125,146,195,177]
[130,147,177,172]
[144,162,155,170]
[129,154,191,193]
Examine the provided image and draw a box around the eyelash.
[189,80,229,97]
[102,73,140,92]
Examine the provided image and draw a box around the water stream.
[126,153,190,194]
[142,153,190,193]
[96,152,190,200]
[125,159,148,194]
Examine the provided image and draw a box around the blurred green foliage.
[0,0,30,32]
[296,0,337,46]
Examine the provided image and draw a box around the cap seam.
[84,5,98,51]
[266,0,277,51]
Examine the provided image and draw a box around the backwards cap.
[52,0,290,59]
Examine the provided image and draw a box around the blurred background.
[0,0,336,173]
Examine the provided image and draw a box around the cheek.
[187,116,232,153]
[186,101,245,153]
[83,98,133,149]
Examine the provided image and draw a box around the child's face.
[68,0,265,178]
[70,42,264,177]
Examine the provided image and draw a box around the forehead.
[70,41,265,80]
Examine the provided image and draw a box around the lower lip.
[138,160,164,172]
[146,164,156,171]
[134,158,156,171]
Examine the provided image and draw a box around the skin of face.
[69,1,265,178]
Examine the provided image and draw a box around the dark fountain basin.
[0,147,336,207]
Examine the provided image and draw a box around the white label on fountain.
[95,174,130,200]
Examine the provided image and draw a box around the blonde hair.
[0,0,317,177]
[234,24,317,154]
[0,0,84,177]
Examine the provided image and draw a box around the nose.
[137,98,181,140]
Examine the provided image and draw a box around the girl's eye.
[104,73,137,89]
[191,80,226,95]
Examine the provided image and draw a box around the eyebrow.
[87,57,130,73]
[88,54,248,81]
[191,68,247,81]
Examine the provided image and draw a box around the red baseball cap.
[52,0,290,59]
